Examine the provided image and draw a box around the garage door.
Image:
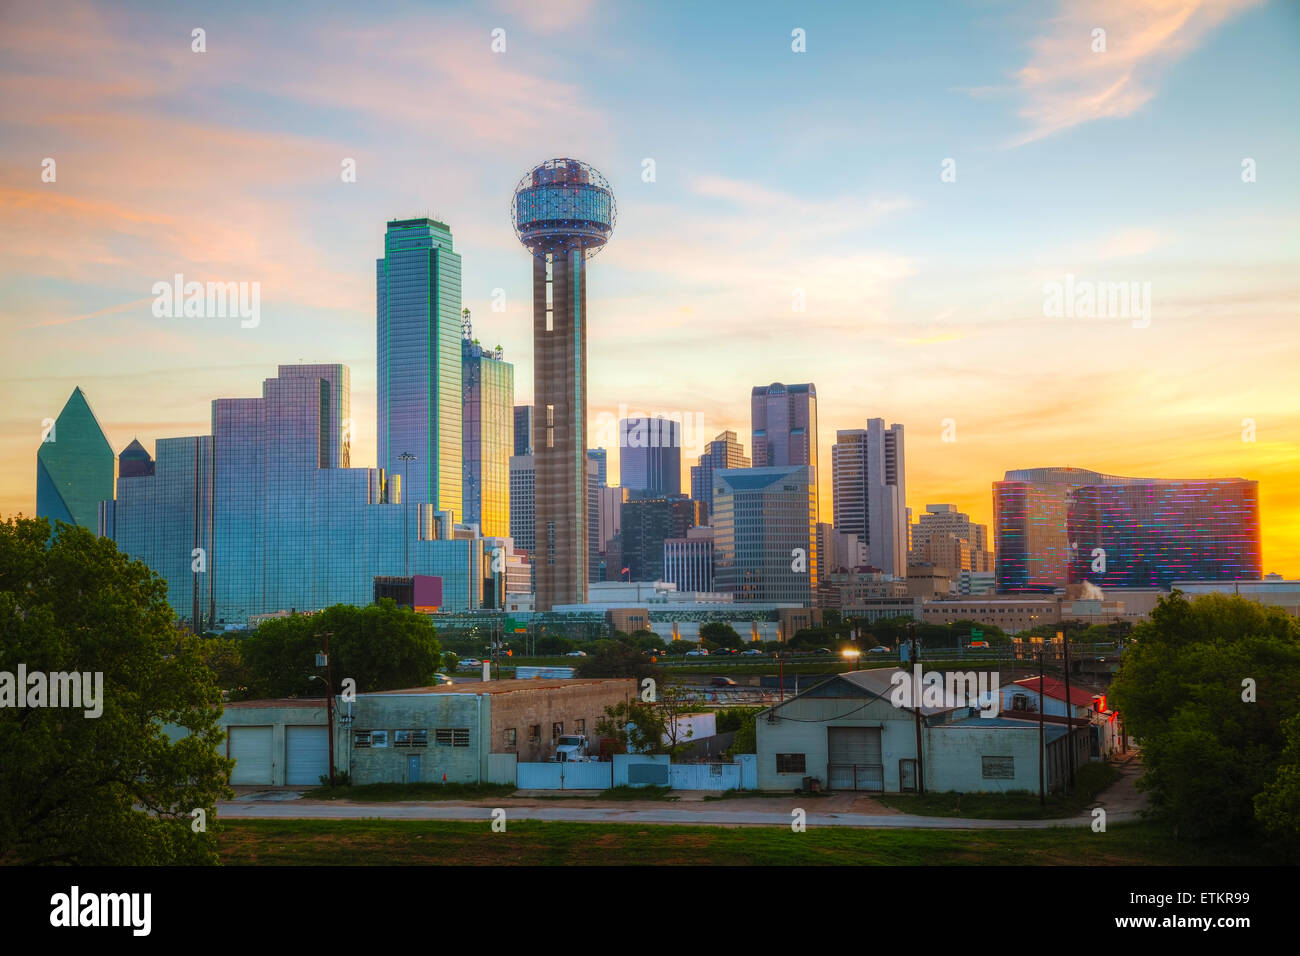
[827,727,883,791]
[229,726,273,785]
[286,726,329,786]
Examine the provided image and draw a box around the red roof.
[1012,676,1099,709]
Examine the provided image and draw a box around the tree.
[701,621,743,649]
[0,517,231,864]
[594,700,665,754]
[194,636,252,694]
[574,642,658,681]
[237,599,442,699]
[654,684,700,755]
[1109,591,1300,843]
[534,634,574,656]
[441,650,460,673]
[1255,713,1300,856]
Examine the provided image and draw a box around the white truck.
[552,734,593,762]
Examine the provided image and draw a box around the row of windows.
[774,753,1016,779]
[354,728,470,749]
[502,719,585,747]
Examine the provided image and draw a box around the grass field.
[216,818,1271,866]
[877,763,1120,820]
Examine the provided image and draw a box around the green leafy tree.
[701,621,743,649]
[441,651,460,673]
[1255,713,1300,855]
[0,518,232,865]
[238,599,442,698]
[1109,591,1300,842]
[534,634,574,656]
[594,700,665,754]
[574,642,657,681]
[195,636,251,694]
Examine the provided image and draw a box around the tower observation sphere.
[512,158,616,258]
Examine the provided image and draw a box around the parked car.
[867,646,891,655]
[712,648,737,656]
[813,647,831,655]
[709,676,737,687]
[740,649,763,656]
[565,650,587,657]
[684,649,709,657]
[459,658,481,668]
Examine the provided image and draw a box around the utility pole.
[910,621,924,796]
[1037,648,1045,805]
[1060,629,1075,794]
[318,631,336,787]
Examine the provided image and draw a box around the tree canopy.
[0,517,231,865]
[1109,591,1300,847]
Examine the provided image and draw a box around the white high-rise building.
[831,420,907,577]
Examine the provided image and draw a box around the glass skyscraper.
[619,416,681,498]
[690,430,750,522]
[462,338,514,538]
[831,420,907,577]
[712,465,817,605]
[377,218,463,521]
[994,467,1262,592]
[752,382,818,522]
[36,387,114,530]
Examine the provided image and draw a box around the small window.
[776,753,806,774]
[503,728,517,747]
[394,730,411,748]
[371,730,388,749]
[435,729,453,747]
[354,731,371,748]
[575,719,585,734]
[411,729,428,748]
[552,722,564,739]
[529,724,541,743]
[452,728,470,748]
[982,756,1014,779]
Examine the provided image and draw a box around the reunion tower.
[512,158,616,611]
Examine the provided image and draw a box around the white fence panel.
[517,762,563,789]
[669,763,741,790]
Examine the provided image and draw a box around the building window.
[552,722,564,739]
[504,728,517,748]
[411,730,428,748]
[354,731,371,748]
[529,724,541,743]
[371,730,389,749]
[394,730,411,748]
[575,719,585,734]
[436,729,453,747]
[776,753,806,774]
[982,756,1015,779]
[452,728,470,748]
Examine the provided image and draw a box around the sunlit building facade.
[377,218,463,521]
[462,339,514,538]
[994,467,1262,592]
[713,465,817,605]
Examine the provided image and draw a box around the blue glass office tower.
[712,465,817,605]
[377,218,463,521]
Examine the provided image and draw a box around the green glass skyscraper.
[36,386,114,529]
[377,218,463,521]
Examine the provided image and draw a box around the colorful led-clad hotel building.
[994,467,1261,592]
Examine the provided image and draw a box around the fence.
[515,754,751,791]
[516,760,613,790]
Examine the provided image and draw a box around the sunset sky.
[2,0,1298,574]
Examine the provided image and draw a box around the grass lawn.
[303,782,518,802]
[876,762,1120,820]
[216,818,1270,866]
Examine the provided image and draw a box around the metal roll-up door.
[229,726,274,785]
[827,727,884,791]
[286,726,329,786]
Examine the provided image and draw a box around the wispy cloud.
[1006,0,1261,146]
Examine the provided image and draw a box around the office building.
[508,454,535,555]
[513,405,534,456]
[911,503,992,572]
[663,526,715,593]
[751,382,817,522]
[36,387,114,530]
[690,430,749,522]
[377,217,463,521]
[619,416,681,498]
[587,448,607,488]
[512,158,616,610]
[620,496,700,582]
[832,420,907,577]
[462,334,514,538]
[994,467,1262,592]
[712,465,817,605]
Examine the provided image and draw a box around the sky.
[2,0,1298,574]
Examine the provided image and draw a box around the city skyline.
[3,0,1299,576]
